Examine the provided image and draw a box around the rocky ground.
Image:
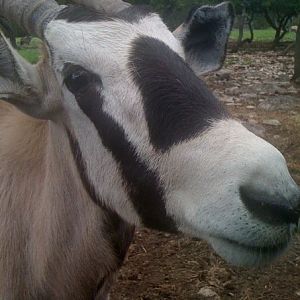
[111,50,300,300]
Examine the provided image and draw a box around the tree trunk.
[292,22,300,83]
[233,6,246,52]
[248,16,254,43]
[273,28,282,46]
[264,10,293,47]
[242,13,254,45]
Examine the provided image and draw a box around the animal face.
[0,1,299,268]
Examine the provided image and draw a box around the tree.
[231,0,261,51]
[232,0,300,46]
[262,0,300,45]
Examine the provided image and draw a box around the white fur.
[23,10,299,267]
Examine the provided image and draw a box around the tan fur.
[0,101,130,299]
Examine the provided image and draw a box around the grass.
[16,37,41,64]
[230,28,296,43]
[18,48,40,64]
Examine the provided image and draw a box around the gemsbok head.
[0,0,299,298]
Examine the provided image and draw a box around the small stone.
[278,81,291,88]
[259,91,269,96]
[248,118,258,125]
[273,87,286,95]
[258,102,273,111]
[226,103,242,106]
[240,93,257,100]
[198,287,220,299]
[248,113,257,118]
[246,105,255,109]
[215,69,231,81]
[296,291,300,297]
[225,87,240,96]
[221,96,234,103]
[287,87,298,95]
[262,119,281,126]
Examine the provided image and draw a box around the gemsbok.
[0,0,299,299]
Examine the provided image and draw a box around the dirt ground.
[111,50,300,300]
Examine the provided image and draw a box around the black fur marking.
[66,129,134,269]
[56,5,111,23]
[66,128,103,206]
[63,64,177,232]
[129,36,227,152]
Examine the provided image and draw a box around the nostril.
[240,185,300,226]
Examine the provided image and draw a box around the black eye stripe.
[63,63,177,232]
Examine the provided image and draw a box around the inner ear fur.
[174,2,234,76]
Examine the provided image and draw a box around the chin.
[208,236,290,268]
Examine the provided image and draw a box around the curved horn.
[0,0,62,38]
[71,0,131,13]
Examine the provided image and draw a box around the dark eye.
[64,69,91,94]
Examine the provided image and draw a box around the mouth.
[208,236,290,268]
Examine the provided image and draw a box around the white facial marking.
[46,15,184,75]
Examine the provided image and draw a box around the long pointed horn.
[0,0,62,38]
[71,0,131,14]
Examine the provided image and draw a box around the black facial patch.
[129,36,227,152]
[116,5,153,23]
[63,64,177,232]
[66,128,103,207]
[56,5,111,23]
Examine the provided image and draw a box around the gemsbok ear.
[173,2,234,76]
[0,32,44,118]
